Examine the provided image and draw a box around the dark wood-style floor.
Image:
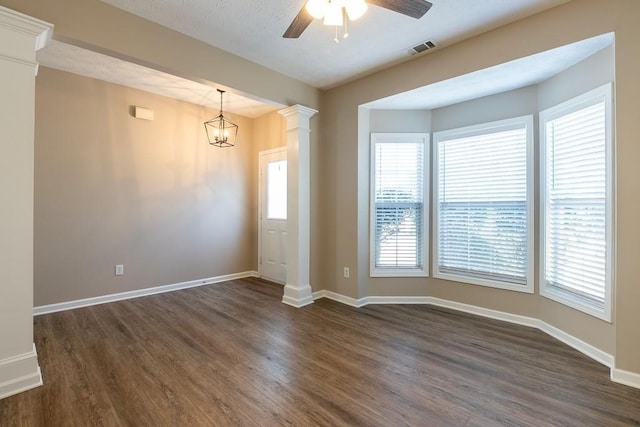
[1,278,639,426]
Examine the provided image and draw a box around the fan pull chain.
[343,8,349,39]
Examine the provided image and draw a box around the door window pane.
[267,160,287,220]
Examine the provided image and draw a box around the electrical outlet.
[343,267,350,279]
[115,264,124,276]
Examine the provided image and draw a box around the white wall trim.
[313,290,365,307]
[0,344,43,400]
[313,291,630,386]
[611,368,640,389]
[428,297,540,328]
[33,271,259,316]
[364,296,431,305]
[538,321,614,368]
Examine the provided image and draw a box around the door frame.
[258,146,288,282]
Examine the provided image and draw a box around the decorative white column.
[278,105,318,308]
[0,6,52,399]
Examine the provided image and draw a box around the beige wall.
[370,109,432,133]
[34,68,257,305]
[432,86,538,132]
[323,0,640,373]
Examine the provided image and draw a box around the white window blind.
[434,117,533,291]
[370,134,428,276]
[540,84,612,320]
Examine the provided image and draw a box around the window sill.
[370,268,429,278]
[434,271,534,294]
[540,286,611,322]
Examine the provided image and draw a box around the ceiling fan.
[283,0,433,39]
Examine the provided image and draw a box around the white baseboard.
[313,291,631,386]
[538,321,614,368]
[313,290,365,307]
[0,344,43,400]
[428,297,540,328]
[33,271,259,316]
[611,368,640,389]
[363,296,431,305]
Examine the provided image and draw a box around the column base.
[282,283,314,308]
[0,344,43,400]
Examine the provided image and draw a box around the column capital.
[0,6,53,53]
[278,105,318,130]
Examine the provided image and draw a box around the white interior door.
[259,148,287,284]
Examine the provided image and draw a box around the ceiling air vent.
[407,40,438,56]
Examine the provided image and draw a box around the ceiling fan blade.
[283,5,314,38]
[367,0,433,19]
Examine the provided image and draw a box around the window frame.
[432,115,535,293]
[369,133,430,278]
[539,83,614,322]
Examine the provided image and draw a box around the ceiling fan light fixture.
[323,1,344,26]
[305,0,328,19]
[345,0,367,20]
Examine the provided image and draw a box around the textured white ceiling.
[37,40,283,119]
[364,33,614,110]
[100,0,571,89]
[36,0,583,117]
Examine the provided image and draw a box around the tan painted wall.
[253,112,286,153]
[322,0,640,372]
[34,67,256,305]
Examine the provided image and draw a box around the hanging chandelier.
[204,89,238,147]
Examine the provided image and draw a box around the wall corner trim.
[0,344,43,400]
[33,271,259,316]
